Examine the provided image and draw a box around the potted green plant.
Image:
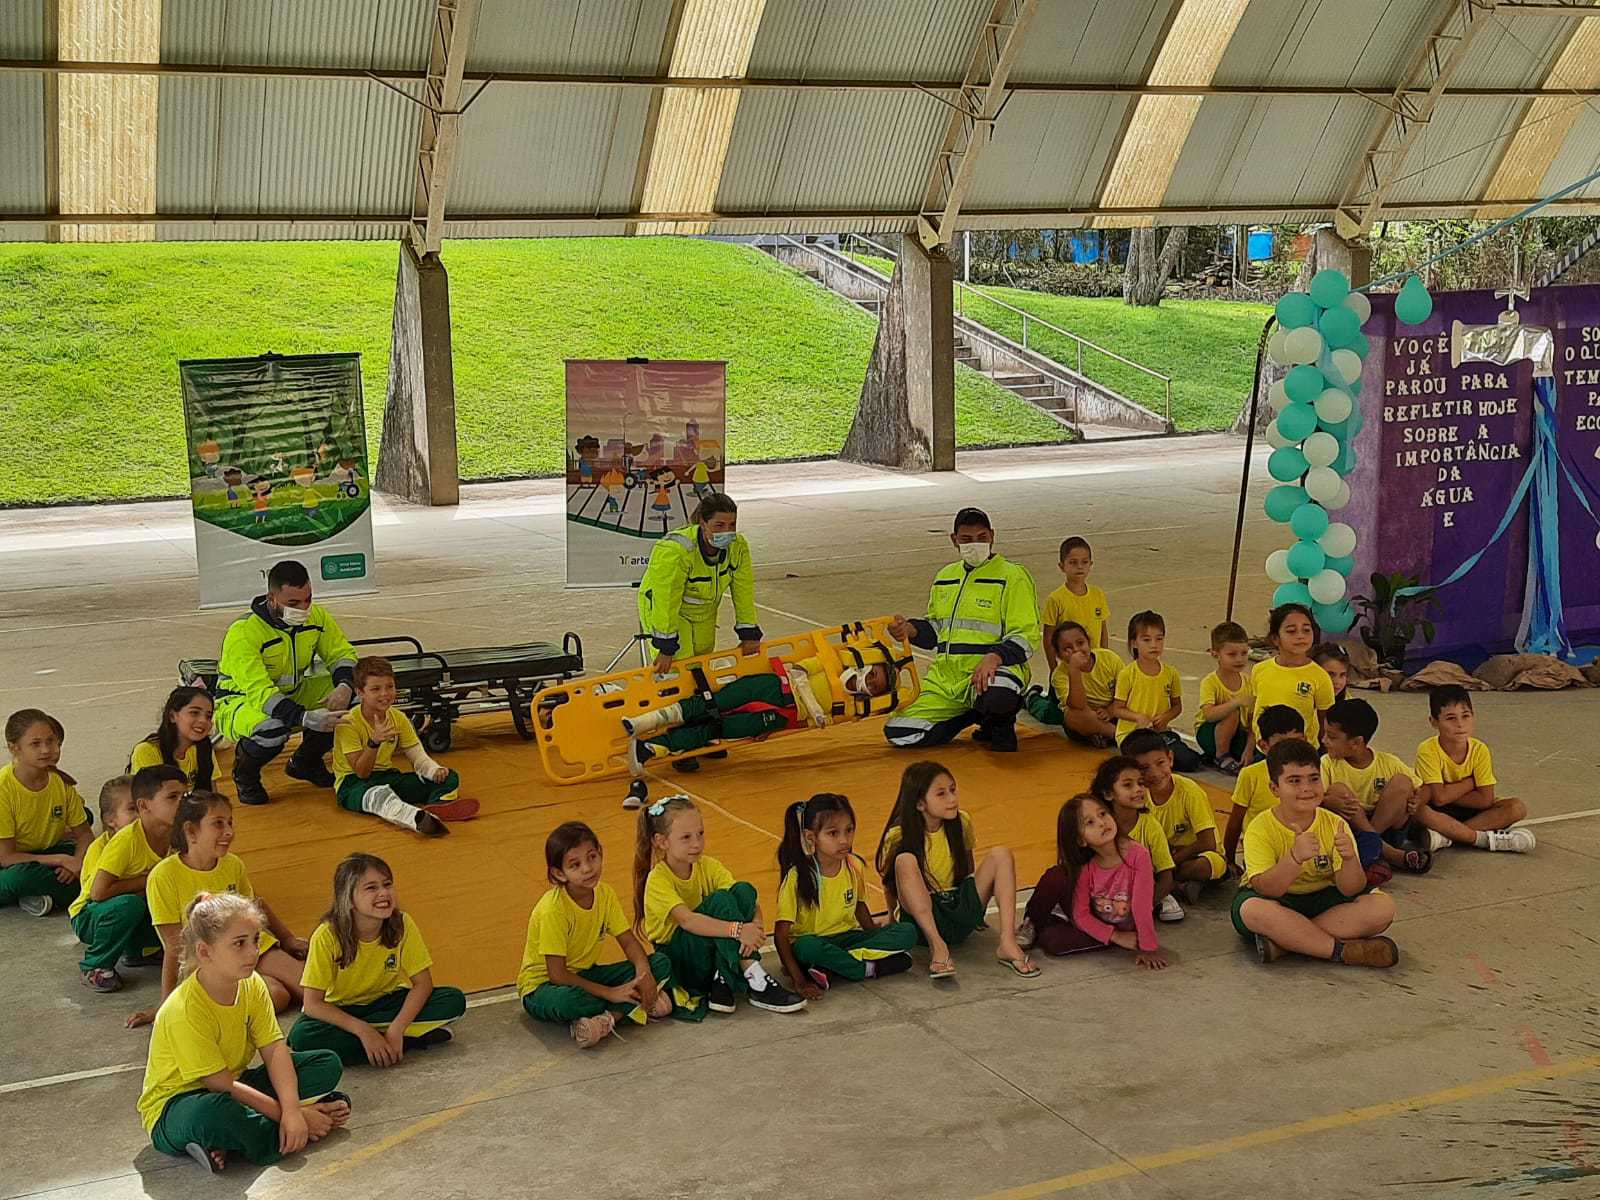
[1352,571,1437,668]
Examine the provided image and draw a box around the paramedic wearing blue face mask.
[884,507,1040,753]
[214,559,358,807]
[637,493,763,679]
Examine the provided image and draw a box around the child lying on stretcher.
[621,658,893,777]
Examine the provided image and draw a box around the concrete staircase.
[758,235,1169,439]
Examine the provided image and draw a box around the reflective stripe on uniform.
[947,617,1003,636]
[987,671,1024,693]
[665,533,695,552]
[884,717,934,746]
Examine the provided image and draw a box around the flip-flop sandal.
[928,958,957,980]
[423,797,480,822]
[183,1143,226,1174]
[997,955,1041,978]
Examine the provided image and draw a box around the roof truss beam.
[1333,0,1497,239]
[409,0,478,255]
[916,0,1039,251]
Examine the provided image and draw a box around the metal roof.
[8,0,1600,244]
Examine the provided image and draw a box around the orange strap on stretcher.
[533,616,919,785]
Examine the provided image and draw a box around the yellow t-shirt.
[1125,811,1175,873]
[1113,661,1182,742]
[138,972,283,1132]
[70,828,115,918]
[1198,671,1252,725]
[129,740,200,787]
[1051,647,1123,711]
[1413,736,1497,787]
[881,810,976,894]
[517,883,631,997]
[1042,583,1110,648]
[333,706,422,787]
[146,853,276,952]
[1321,750,1417,812]
[1243,807,1351,894]
[642,855,737,946]
[95,819,166,888]
[1231,762,1278,834]
[1251,659,1335,743]
[301,911,432,1006]
[1147,776,1217,849]
[776,858,867,938]
[0,763,88,853]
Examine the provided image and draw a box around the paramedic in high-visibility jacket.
[637,493,763,677]
[214,559,359,806]
[884,507,1040,753]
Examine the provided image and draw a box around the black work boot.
[980,715,1019,753]
[285,730,336,789]
[231,746,274,806]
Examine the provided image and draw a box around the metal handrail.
[842,233,1175,431]
[763,233,887,292]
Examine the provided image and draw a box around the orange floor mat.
[231,718,1233,994]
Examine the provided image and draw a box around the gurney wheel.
[422,724,452,754]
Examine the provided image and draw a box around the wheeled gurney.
[533,617,918,784]
[179,633,584,753]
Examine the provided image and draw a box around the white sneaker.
[622,780,648,811]
[1158,893,1185,923]
[1485,827,1536,853]
[1425,829,1452,853]
[18,894,53,917]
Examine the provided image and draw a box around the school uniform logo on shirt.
[385,953,398,970]
[51,805,63,819]
[844,887,856,905]
[1296,682,1312,696]
[226,883,238,893]
[1175,822,1191,836]
[1313,852,1332,872]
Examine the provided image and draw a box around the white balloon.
[1343,290,1372,325]
[1268,378,1292,412]
[1308,569,1347,605]
[1266,549,1295,584]
[1314,387,1353,424]
[1265,420,1291,449]
[1267,327,1291,366]
[1327,479,1352,510]
[1304,465,1342,504]
[1320,521,1357,557]
[1303,430,1340,468]
[1285,326,1324,365]
[1330,348,1363,385]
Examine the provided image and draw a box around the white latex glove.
[301,708,339,733]
[325,683,354,714]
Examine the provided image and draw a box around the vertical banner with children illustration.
[179,352,377,608]
[565,359,727,587]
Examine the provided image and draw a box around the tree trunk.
[1123,226,1190,306]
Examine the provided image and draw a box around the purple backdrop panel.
[1553,301,1600,640]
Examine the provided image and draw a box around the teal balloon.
[1309,269,1349,309]
[1265,484,1308,523]
[1324,553,1355,577]
[1290,502,1330,540]
[1274,582,1314,607]
[1395,274,1433,325]
[1318,416,1349,440]
[1318,305,1361,348]
[1268,446,1308,482]
[1275,292,1318,330]
[1347,333,1370,359]
[1277,402,1318,441]
[1284,364,1324,405]
[1286,539,1326,578]
[1314,600,1356,634]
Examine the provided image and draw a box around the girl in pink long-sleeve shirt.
[1022,794,1167,969]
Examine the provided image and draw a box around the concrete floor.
[3,433,1598,1200]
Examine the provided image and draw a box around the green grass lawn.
[849,252,1268,430]
[0,238,1068,504]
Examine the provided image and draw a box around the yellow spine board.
[534,617,919,784]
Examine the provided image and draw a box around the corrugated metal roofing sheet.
[1539,102,1600,201]
[1009,0,1169,86]
[1386,95,1523,206]
[0,74,45,212]
[0,0,44,56]
[156,76,417,215]
[450,84,647,212]
[469,0,673,74]
[1212,0,1441,89]
[745,0,990,80]
[964,94,1130,210]
[1165,95,1365,209]
[161,0,434,70]
[715,88,943,214]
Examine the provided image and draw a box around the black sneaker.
[868,951,914,980]
[121,947,164,969]
[704,750,729,760]
[671,756,702,774]
[232,769,270,807]
[706,974,737,1014]
[285,756,336,789]
[403,1027,454,1050]
[748,976,807,1013]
